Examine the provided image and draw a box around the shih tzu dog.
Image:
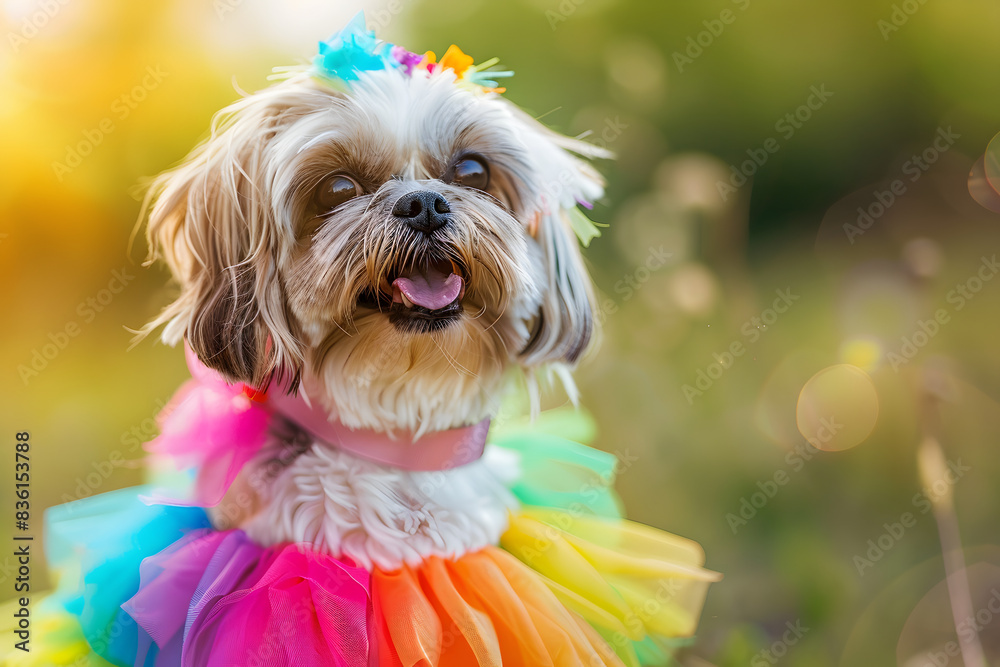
[31,13,717,667]
[142,25,606,569]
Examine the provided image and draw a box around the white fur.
[243,444,520,570]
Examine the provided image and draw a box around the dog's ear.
[142,87,309,390]
[507,106,610,369]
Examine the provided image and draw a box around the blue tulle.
[45,487,210,666]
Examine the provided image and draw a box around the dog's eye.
[315,174,362,211]
[450,157,490,191]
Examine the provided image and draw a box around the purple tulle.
[123,529,374,667]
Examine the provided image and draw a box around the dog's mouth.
[357,258,467,332]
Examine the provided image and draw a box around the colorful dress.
[7,347,719,667]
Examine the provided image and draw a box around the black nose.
[392,190,451,233]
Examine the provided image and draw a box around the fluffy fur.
[141,64,608,566]
[243,440,520,570]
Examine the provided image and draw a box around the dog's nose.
[392,190,451,233]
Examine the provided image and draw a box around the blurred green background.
[3,0,1000,665]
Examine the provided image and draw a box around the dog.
[140,23,608,572]
[22,14,717,666]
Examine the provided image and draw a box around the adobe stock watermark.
[215,431,312,531]
[498,451,642,565]
[751,619,810,666]
[877,0,931,41]
[57,397,169,507]
[672,0,752,73]
[843,126,959,244]
[726,416,842,535]
[540,115,627,204]
[6,0,71,53]
[853,458,970,576]
[887,254,998,371]
[594,246,673,324]
[213,0,242,19]
[682,288,800,404]
[716,85,834,202]
[605,578,684,653]
[363,0,405,31]
[584,115,629,153]
[17,266,136,385]
[0,556,16,588]
[52,65,169,181]
[918,588,1000,667]
[545,0,588,30]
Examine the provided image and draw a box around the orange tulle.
[372,547,625,667]
[371,507,721,667]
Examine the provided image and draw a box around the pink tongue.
[392,268,463,310]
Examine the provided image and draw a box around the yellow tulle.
[1,598,114,667]
[500,508,722,667]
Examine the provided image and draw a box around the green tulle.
[491,405,712,666]
[490,406,625,519]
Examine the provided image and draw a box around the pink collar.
[184,346,490,472]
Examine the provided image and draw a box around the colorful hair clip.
[311,12,513,94]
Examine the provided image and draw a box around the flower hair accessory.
[306,12,604,246]
[312,12,513,94]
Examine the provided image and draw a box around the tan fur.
[140,66,608,435]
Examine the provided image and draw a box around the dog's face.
[146,67,606,434]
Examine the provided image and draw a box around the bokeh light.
[796,364,879,452]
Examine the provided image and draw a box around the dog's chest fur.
[220,420,520,571]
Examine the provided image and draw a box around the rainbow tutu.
[12,403,719,667]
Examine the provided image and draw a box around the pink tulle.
[145,373,270,507]
[124,529,374,667]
